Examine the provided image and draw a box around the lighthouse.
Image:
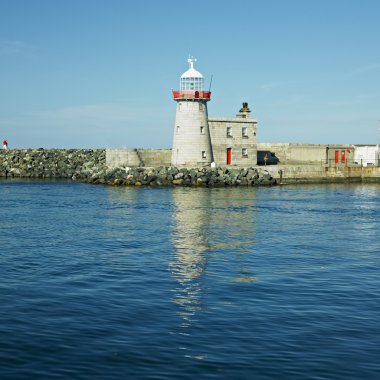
[171,57,213,167]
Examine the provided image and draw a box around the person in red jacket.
[3,140,8,149]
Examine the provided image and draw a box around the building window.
[202,151,206,159]
[200,126,205,134]
[242,148,248,157]
[180,76,204,91]
[254,131,256,136]
[176,126,180,134]
[178,103,181,110]
[242,127,248,137]
[227,127,232,137]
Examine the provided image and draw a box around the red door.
[226,148,232,165]
[341,151,346,163]
[335,150,339,164]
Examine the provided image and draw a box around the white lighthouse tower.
[171,57,213,167]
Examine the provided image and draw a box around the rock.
[172,179,184,185]
[174,172,184,179]
[167,167,179,176]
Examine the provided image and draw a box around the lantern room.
[180,57,204,91]
[172,57,211,100]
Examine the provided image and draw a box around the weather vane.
[187,55,197,69]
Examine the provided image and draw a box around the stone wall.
[257,143,380,167]
[257,143,329,164]
[256,143,372,166]
[105,144,365,168]
[260,164,380,183]
[106,148,171,168]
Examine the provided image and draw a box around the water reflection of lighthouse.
[169,188,212,327]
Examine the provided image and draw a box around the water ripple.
[0,180,379,379]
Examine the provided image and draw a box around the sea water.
[0,179,379,379]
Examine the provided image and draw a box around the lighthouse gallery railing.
[172,91,211,100]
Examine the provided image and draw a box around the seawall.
[106,148,171,168]
[0,149,276,186]
[263,164,380,184]
[1,149,379,186]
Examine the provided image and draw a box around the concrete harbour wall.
[106,144,377,168]
[257,143,350,164]
[262,164,380,184]
[106,148,171,168]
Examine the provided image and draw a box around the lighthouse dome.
[181,66,203,79]
[180,57,204,91]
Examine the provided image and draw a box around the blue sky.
[1,0,379,148]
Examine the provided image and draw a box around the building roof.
[180,57,203,78]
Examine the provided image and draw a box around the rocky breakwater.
[0,149,106,180]
[0,149,276,186]
[97,166,277,187]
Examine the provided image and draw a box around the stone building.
[171,58,258,167]
[209,102,257,167]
